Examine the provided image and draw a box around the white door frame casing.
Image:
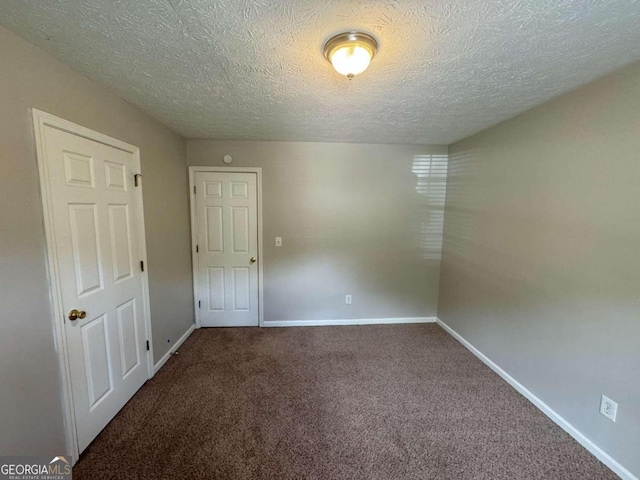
[188,167,264,328]
[32,109,154,464]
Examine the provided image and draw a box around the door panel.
[108,204,133,282]
[232,267,251,311]
[231,181,248,198]
[81,314,112,408]
[116,299,140,378]
[207,267,226,311]
[231,207,249,252]
[195,172,259,327]
[63,151,95,187]
[43,126,149,453]
[206,206,224,252]
[69,203,103,295]
[104,161,127,191]
[204,181,222,197]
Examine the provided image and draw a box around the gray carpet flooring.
[74,324,616,479]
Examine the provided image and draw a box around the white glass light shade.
[323,32,378,79]
[329,45,373,77]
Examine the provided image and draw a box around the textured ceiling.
[1,1,640,144]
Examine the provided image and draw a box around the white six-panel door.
[194,172,259,327]
[42,125,149,453]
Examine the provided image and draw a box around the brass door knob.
[250,257,256,264]
[68,309,87,321]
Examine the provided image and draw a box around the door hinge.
[193,186,196,195]
[198,300,201,309]
[146,340,150,351]
[134,173,142,187]
[140,260,144,272]
[196,244,199,253]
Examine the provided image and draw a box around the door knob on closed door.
[68,309,87,321]
[250,257,256,264]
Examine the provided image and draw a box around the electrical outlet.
[600,395,618,422]
[275,237,282,247]
[345,295,352,304]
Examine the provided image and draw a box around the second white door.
[194,171,259,327]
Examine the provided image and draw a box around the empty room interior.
[1,1,639,479]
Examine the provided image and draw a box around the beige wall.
[440,61,640,476]
[0,25,193,455]
[188,140,447,323]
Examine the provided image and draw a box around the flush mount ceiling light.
[323,31,378,80]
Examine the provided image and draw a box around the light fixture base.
[323,31,378,62]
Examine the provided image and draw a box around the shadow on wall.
[412,154,448,261]
[262,151,449,320]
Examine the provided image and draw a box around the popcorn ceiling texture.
[1,0,640,144]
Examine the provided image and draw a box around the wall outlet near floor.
[275,237,282,247]
[345,295,352,304]
[600,395,618,422]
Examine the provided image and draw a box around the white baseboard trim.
[153,323,196,374]
[436,318,636,480]
[263,317,436,328]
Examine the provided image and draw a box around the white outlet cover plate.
[275,237,282,247]
[600,395,618,422]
